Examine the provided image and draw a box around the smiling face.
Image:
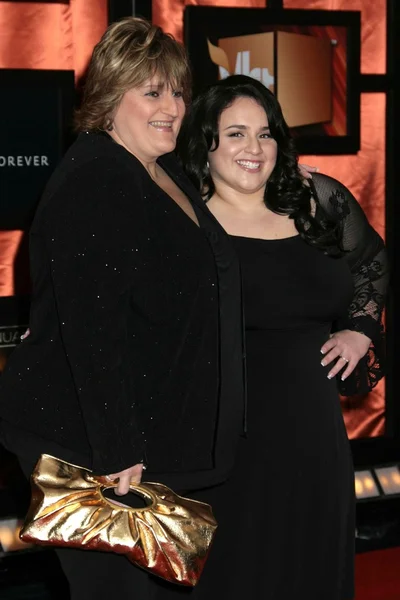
[208,96,278,197]
[109,76,186,164]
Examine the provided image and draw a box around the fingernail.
[327,374,333,379]
[320,349,326,354]
[321,361,326,366]
[341,375,346,381]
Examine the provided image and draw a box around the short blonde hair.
[74,17,191,131]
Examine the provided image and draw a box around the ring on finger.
[340,356,349,363]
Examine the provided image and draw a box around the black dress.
[154,173,388,600]
[223,234,355,599]
[155,235,354,600]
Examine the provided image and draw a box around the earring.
[206,161,210,170]
[106,123,113,132]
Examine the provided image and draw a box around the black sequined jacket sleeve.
[35,157,148,474]
[311,173,389,396]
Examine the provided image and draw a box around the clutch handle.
[90,476,158,512]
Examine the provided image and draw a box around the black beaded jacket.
[0,132,245,489]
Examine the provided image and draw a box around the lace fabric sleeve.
[310,173,389,396]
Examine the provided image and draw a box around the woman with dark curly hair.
[164,75,388,600]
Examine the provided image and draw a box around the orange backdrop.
[0,1,107,79]
[152,0,387,439]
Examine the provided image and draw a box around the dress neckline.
[229,234,301,243]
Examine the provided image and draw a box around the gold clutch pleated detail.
[20,454,218,586]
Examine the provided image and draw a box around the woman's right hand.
[299,164,319,180]
[106,463,143,496]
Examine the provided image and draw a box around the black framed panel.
[0,69,75,231]
[184,7,361,155]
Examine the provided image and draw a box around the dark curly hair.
[177,75,342,256]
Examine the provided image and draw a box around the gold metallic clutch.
[20,454,217,586]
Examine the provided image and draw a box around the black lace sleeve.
[310,173,389,396]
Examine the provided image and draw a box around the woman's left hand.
[320,330,371,381]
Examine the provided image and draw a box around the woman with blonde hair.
[0,18,246,599]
